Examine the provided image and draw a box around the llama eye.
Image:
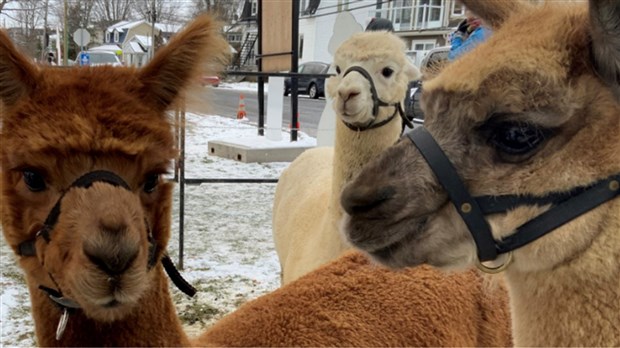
[143,174,159,193]
[336,66,341,74]
[489,122,551,157]
[23,169,46,192]
[381,67,394,78]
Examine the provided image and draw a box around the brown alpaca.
[0,14,229,346]
[198,251,511,347]
[341,0,620,346]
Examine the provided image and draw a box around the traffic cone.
[237,93,247,119]
[289,113,300,130]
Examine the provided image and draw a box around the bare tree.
[93,0,132,28]
[192,0,242,23]
[133,0,183,25]
[0,0,12,14]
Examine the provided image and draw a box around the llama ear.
[138,14,230,111]
[459,0,529,30]
[589,0,620,100]
[0,30,39,108]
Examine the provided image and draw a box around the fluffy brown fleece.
[340,0,620,346]
[198,251,512,347]
[0,14,229,346]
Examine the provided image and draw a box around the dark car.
[284,61,330,99]
[405,46,450,127]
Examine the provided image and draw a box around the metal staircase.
[232,32,258,69]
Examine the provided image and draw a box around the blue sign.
[79,52,90,66]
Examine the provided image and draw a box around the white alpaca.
[273,31,421,285]
[341,0,620,346]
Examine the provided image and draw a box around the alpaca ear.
[459,0,529,30]
[404,62,422,82]
[589,0,620,100]
[138,14,230,111]
[0,30,39,108]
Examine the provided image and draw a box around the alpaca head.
[340,0,620,273]
[0,15,229,322]
[326,31,420,128]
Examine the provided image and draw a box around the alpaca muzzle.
[407,127,620,272]
[341,66,412,131]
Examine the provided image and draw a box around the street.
[190,86,327,138]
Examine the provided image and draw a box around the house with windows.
[297,0,466,66]
[103,20,162,66]
[230,0,468,70]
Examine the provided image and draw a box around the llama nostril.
[341,185,396,216]
[85,247,138,276]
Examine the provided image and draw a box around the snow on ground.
[0,113,316,346]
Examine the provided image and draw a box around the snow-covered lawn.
[0,113,316,346]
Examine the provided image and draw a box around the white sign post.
[73,28,91,49]
[266,77,285,141]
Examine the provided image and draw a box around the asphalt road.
[204,87,327,138]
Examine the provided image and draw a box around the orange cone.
[292,113,300,130]
[237,93,247,119]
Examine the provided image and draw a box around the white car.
[76,51,123,67]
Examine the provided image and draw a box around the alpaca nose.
[339,87,360,102]
[341,185,396,217]
[84,223,139,275]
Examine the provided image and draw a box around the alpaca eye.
[336,66,341,74]
[23,169,46,192]
[143,174,159,193]
[489,122,551,157]
[381,67,394,78]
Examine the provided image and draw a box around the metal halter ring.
[476,251,513,274]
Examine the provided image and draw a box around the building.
[103,20,162,66]
[229,0,471,70]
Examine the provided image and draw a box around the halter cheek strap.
[407,127,620,264]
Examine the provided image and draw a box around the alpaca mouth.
[351,216,429,265]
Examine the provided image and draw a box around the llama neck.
[505,213,620,346]
[27,266,190,347]
[330,112,402,222]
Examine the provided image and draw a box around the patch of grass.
[178,301,221,326]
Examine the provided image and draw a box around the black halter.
[341,66,413,131]
[407,127,619,269]
[17,170,196,307]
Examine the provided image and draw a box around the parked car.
[76,51,123,67]
[201,75,220,87]
[284,61,330,99]
[405,46,450,128]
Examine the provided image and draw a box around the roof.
[106,20,148,33]
[89,44,122,52]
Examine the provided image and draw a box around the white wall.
[299,0,373,65]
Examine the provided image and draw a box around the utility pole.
[63,0,68,65]
[150,0,157,60]
[41,0,49,63]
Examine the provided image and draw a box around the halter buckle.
[476,251,513,274]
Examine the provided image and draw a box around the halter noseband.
[342,66,413,131]
[407,127,619,272]
[16,170,196,339]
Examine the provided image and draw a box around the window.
[113,30,119,43]
[452,0,465,16]
[251,0,258,16]
[228,34,242,42]
[105,32,111,43]
[415,0,443,29]
[299,34,304,60]
[410,40,436,66]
